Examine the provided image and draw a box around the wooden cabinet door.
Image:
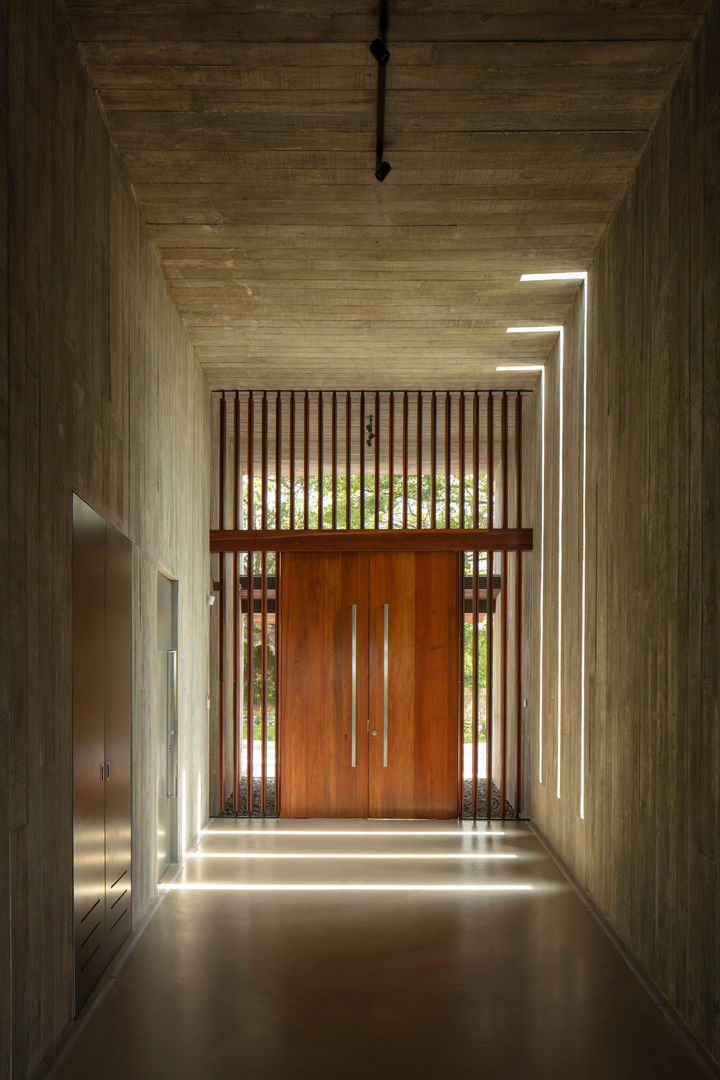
[280,552,369,817]
[368,552,460,818]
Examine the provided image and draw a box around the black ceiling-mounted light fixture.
[370,0,391,181]
[369,38,390,66]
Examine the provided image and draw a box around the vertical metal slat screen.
[212,390,526,819]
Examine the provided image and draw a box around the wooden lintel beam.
[210,527,532,554]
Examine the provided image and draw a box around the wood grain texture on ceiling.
[63,0,706,389]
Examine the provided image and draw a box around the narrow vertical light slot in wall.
[507,323,563,798]
[496,362,545,784]
[579,279,588,819]
[556,330,564,799]
[520,272,588,817]
[180,769,187,859]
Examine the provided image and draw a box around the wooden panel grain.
[211,527,533,554]
[368,552,459,818]
[279,552,369,817]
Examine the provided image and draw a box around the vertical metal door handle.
[351,604,357,767]
[383,603,389,767]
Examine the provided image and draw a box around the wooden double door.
[280,551,459,818]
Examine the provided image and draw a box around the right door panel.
[368,552,459,818]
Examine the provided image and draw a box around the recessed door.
[157,573,179,881]
[279,551,459,817]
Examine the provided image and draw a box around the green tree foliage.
[245,472,491,742]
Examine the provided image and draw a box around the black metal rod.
[275,392,282,528]
[402,391,409,529]
[332,392,338,531]
[375,0,389,172]
[261,551,268,814]
[376,63,387,167]
[219,393,226,532]
[445,391,451,528]
[374,390,380,530]
[247,392,254,531]
[389,392,395,530]
[289,392,295,530]
[261,392,268,531]
[431,391,437,528]
[232,549,239,814]
[346,392,352,529]
[360,392,366,529]
[247,552,254,814]
[417,392,423,528]
[303,391,309,531]
[318,391,324,529]
[472,551,479,819]
[459,392,465,529]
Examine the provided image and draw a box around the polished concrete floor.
[49,820,714,1080]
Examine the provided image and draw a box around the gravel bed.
[219,777,515,819]
[221,777,277,817]
[461,778,516,819]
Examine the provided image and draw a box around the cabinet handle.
[100,763,105,782]
[351,604,357,767]
[106,761,110,780]
[383,603,389,767]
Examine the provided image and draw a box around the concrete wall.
[1,2,211,1076]
[527,4,719,1061]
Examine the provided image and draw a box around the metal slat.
[473,391,480,530]
[445,391,451,528]
[219,392,226,532]
[318,391,324,529]
[247,552,254,814]
[218,395,226,814]
[275,550,282,816]
[389,392,395,530]
[515,392,523,818]
[232,550,239,815]
[289,392,296,531]
[218,552,225,815]
[360,391,366,530]
[486,392,494,819]
[501,392,509,817]
[345,392,352,530]
[459,392,465,529]
[374,390,380,530]
[247,392,254,531]
[332,391,338,531]
[416,392,423,529]
[303,391,310,531]
[261,551,268,814]
[232,397,239,816]
[276,393,282,529]
[431,391,437,529]
[402,391,409,530]
[472,551,479,819]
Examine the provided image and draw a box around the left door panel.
[280,552,369,817]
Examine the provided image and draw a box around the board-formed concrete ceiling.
[63,1,706,390]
